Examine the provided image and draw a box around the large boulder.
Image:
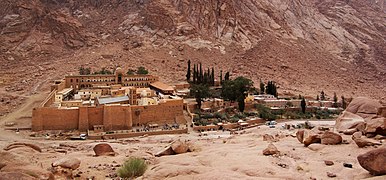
[346,97,382,117]
[296,130,305,143]
[352,133,382,148]
[3,143,42,152]
[0,165,54,180]
[263,134,275,142]
[155,146,175,157]
[171,140,190,154]
[321,132,342,145]
[335,111,365,132]
[365,117,386,136]
[262,143,280,156]
[93,143,115,156]
[357,148,386,175]
[52,157,81,170]
[302,130,322,147]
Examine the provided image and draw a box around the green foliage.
[137,66,149,75]
[186,60,191,81]
[224,72,230,81]
[260,80,265,94]
[341,96,347,109]
[233,113,247,119]
[301,97,306,113]
[94,67,112,75]
[117,157,147,178]
[190,84,211,110]
[79,66,91,75]
[320,91,325,101]
[127,69,135,75]
[315,109,333,119]
[255,104,277,120]
[221,76,253,112]
[214,112,228,120]
[194,119,209,126]
[265,81,278,97]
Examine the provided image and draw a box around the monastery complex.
[32,67,186,132]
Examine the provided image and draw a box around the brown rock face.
[303,134,321,147]
[3,143,42,152]
[0,172,38,180]
[346,97,382,117]
[263,134,275,142]
[365,117,386,136]
[296,130,305,143]
[357,148,386,175]
[93,143,115,156]
[171,140,189,154]
[155,146,175,157]
[335,111,365,132]
[263,143,280,156]
[52,157,81,170]
[321,132,342,145]
[352,133,382,148]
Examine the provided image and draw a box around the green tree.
[316,94,320,101]
[224,72,230,81]
[301,97,306,113]
[199,63,203,84]
[333,92,338,107]
[126,69,135,75]
[79,66,91,75]
[190,84,210,110]
[211,67,215,86]
[320,91,325,101]
[117,157,147,178]
[193,64,197,84]
[341,96,347,109]
[137,66,149,75]
[221,76,253,112]
[220,70,223,85]
[260,80,265,94]
[186,60,191,82]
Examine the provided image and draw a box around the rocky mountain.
[0,0,385,103]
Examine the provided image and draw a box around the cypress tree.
[186,60,191,82]
[193,64,197,84]
[220,70,223,85]
[260,80,265,94]
[341,96,346,109]
[199,63,203,84]
[301,97,306,113]
[211,67,215,86]
[224,72,230,81]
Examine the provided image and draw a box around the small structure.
[95,96,130,106]
[150,81,175,95]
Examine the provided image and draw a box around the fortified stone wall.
[32,99,185,131]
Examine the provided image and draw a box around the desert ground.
[0,98,384,180]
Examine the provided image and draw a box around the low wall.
[88,128,188,140]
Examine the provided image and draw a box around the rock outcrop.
[321,132,342,145]
[357,148,386,175]
[155,140,192,157]
[52,157,81,170]
[263,143,280,156]
[352,132,382,148]
[3,143,42,152]
[93,143,115,156]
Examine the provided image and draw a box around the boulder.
[365,117,386,135]
[346,97,382,116]
[335,111,365,132]
[352,134,382,148]
[263,134,275,142]
[321,132,342,145]
[296,130,305,143]
[263,143,280,156]
[93,143,115,156]
[171,140,190,154]
[0,165,54,180]
[357,148,386,175]
[342,128,358,135]
[303,134,321,147]
[155,146,175,157]
[52,157,81,170]
[324,160,334,166]
[307,144,325,151]
[0,172,38,180]
[3,143,42,152]
[378,107,386,118]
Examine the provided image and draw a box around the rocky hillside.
[0,0,385,101]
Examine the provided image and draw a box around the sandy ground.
[0,94,385,179]
[1,121,385,180]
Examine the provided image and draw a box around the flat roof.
[150,81,174,91]
[57,88,73,95]
[97,96,130,105]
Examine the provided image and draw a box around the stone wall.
[32,99,185,131]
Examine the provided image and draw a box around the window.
[70,79,73,83]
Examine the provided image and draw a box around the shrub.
[117,157,147,178]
